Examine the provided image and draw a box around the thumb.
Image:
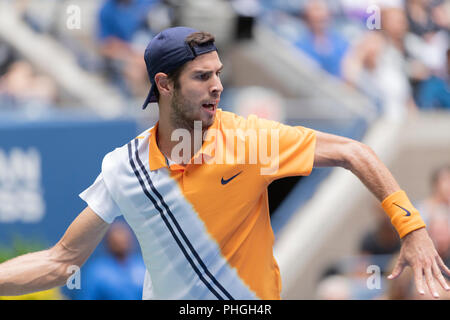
[388,259,405,280]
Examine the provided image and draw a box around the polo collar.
[192,109,220,163]
[148,122,167,171]
[148,109,221,171]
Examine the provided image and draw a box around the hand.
[388,227,450,298]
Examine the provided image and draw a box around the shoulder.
[102,128,152,174]
[218,109,281,130]
[218,109,315,138]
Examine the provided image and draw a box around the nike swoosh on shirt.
[221,171,243,185]
[393,203,411,216]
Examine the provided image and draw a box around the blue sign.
[0,110,138,248]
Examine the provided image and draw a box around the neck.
[157,108,206,165]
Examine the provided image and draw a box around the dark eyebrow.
[192,64,224,74]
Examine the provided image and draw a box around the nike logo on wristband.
[393,203,411,217]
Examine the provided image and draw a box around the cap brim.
[142,83,158,109]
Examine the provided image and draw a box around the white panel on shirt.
[79,171,155,300]
[79,173,122,224]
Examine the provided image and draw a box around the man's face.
[304,0,330,34]
[169,51,223,130]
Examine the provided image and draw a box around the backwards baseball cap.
[142,26,218,109]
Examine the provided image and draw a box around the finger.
[436,255,450,277]
[413,265,426,296]
[432,259,450,292]
[424,265,439,298]
[388,260,405,280]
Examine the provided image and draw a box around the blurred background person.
[0,60,58,111]
[315,274,352,300]
[415,47,450,109]
[96,0,160,99]
[76,221,147,300]
[359,206,401,257]
[416,165,450,273]
[427,211,450,271]
[315,255,387,300]
[404,0,449,109]
[405,0,449,37]
[294,0,349,78]
[342,5,419,121]
[416,165,450,223]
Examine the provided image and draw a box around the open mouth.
[202,103,216,110]
[201,100,219,112]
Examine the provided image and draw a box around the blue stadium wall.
[0,110,138,250]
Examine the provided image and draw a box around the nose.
[210,75,223,97]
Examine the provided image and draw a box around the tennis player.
[0,27,448,300]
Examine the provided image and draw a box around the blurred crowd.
[316,164,450,300]
[0,0,172,111]
[0,0,448,118]
[262,0,450,120]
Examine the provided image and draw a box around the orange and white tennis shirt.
[80,109,316,300]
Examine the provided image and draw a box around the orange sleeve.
[247,116,316,183]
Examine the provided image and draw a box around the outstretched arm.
[313,130,450,298]
[0,206,110,296]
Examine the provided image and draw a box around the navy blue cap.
[142,26,218,109]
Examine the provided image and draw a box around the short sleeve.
[79,173,122,223]
[255,118,316,183]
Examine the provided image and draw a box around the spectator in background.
[315,275,352,300]
[342,6,418,121]
[360,206,401,257]
[416,48,450,109]
[427,212,450,270]
[316,256,384,300]
[416,165,450,272]
[294,0,349,78]
[77,221,147,300]
[405,0,450,37]
[417,165,450,223]
[0,60,58,111]
[97,0,159,99]
[404,1,449,106]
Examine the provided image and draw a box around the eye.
[198,73,210,81]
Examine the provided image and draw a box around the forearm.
[0,207,109,296]
[313,131,400,201]
[343,142,400,201]
[0,246,69,296]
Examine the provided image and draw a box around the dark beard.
[170,89,196,131]
[170,89,214,131]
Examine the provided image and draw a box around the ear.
[154,72,173,98]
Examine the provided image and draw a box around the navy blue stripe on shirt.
[127,141,229,300]
[132,139,234,300]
